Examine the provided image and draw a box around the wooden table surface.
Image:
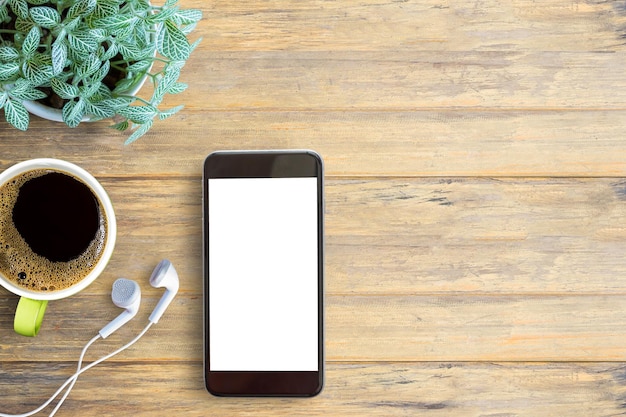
[1,1,626,415]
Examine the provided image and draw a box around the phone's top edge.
[205,149,322,159]
[203,150,324,176]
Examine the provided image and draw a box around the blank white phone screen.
[208,177,319,372]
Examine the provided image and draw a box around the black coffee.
[13,172,99,262]
[0,169,108,292]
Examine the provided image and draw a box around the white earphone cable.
[47,333,100,417]
[50,334,100,417]
[0,322,153,417]
[48,322,154,417]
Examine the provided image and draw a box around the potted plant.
[0,0,201,143]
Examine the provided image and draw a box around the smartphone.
[203,150,324,397]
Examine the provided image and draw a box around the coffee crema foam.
[0,169,107,292]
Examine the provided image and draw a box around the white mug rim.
[0,158,116,300]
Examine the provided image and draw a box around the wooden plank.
[192,0,626,53]
[1,362,625,416]
[326,177,626,294]
[327,294,626,361]
[3,110,626,177]
[180,51,626,110]
[2,293,626,362]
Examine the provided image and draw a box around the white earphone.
[0,259,180,417]
[99,278,142,339]
[148,259,179,324]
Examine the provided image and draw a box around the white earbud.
[148,259,179,324]
[99,278,141,339]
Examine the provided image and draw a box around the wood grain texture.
[2,362,626,416]
[0,0,625,415]
[180,51,626,110]
[196,0,626,52]
[3,110,626,177]
[3,293,626,363]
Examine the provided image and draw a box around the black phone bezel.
[202,150,324,397]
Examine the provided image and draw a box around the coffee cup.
[0,159,116,336]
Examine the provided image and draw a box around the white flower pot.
[22,71,151,123]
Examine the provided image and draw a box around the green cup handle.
[14,297,48,337]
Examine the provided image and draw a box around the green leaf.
[92,83,113,101]
[146,6,178,24]
[90,59,110,83]
[22,58,54,85]
[131,0,150,14]
[62,99,86,128]
[14,88,47,101]
[0,5,8,22]
[67,0,96,19]
[164,59,186,71]
[26,0,50,5]
[95,14,137,36]
[81,82,105,101]
[92,0,119,19]
[22,27,40,59]
[68,31,98,53]
[168,82,187,94]
[110,119,129,131]
[112,77,136,94]
[51,40,67,74]
[126,59,152,74]
[0,62,20,80]
[130,23,149,48]
[157,20,190,61]
[152,66,180,103]
[0,92,8,109]
[124,118,153,144]
[64,17,80,32]
[9,79,46,100]
[116,42,143,61]
[100,97,133,109]
[8,0,28,19]
[51,78,79,99]
[116,104,157,124]
[0,46,19,62]
[30,6,60,28]
[79,80,101,98]
[99,42,119,61]
[90,29,107,43]
[14,17,34,33]
[172,9,202,25]
[189,38,202,54]
[85,101,114,120]
[180,22,198,36]
[4,98,29,131]
[10,88,46,101]
[76,53,101,78]
[158,104,183,120]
